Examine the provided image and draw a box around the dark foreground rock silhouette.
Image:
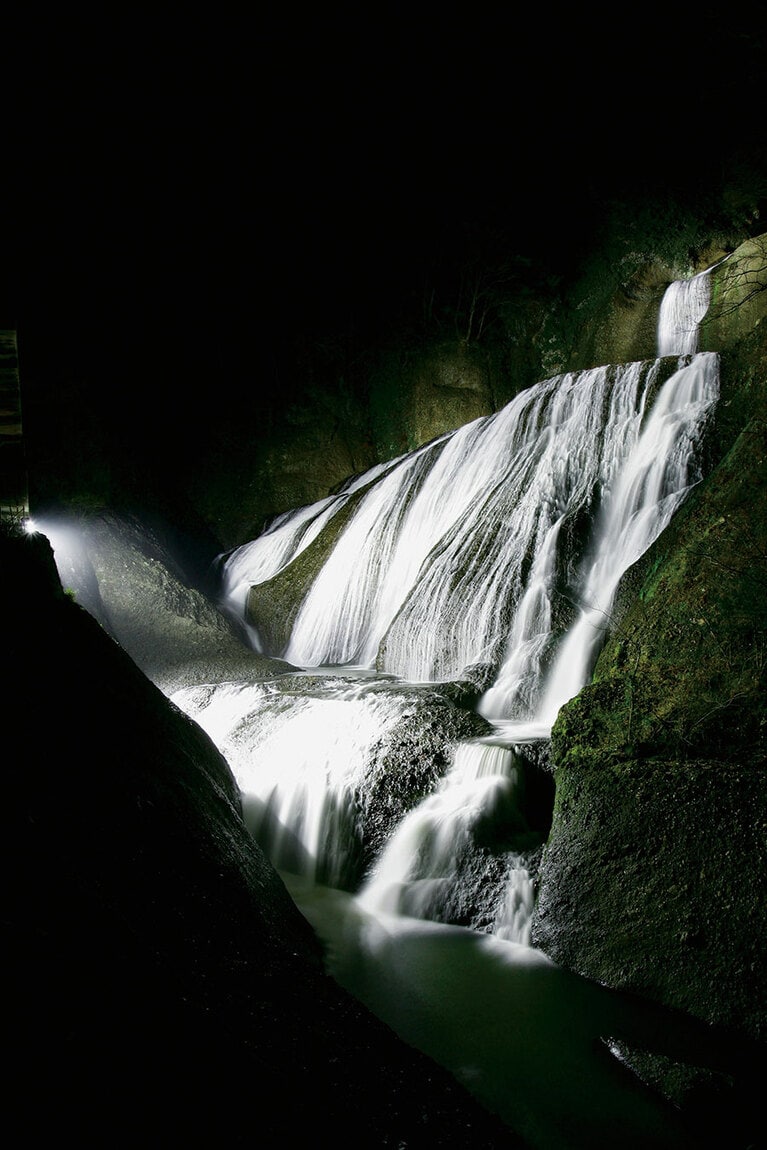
[1,527,521,1148]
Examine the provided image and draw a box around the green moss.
[555,348,767,770]
[245,490,367,651]
[534,758,767,1035]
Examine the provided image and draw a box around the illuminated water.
[219,355,718,733]
[657,267,712,356]
[171,275,721,1147]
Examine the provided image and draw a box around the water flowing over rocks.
[11,226,767,1148]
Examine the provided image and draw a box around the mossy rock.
[532,757,767,1041]
[562,348,767,770]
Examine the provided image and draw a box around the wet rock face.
[372,341,497,454]
[358,686,495,867]
[532,758,767,1040]
[245,490,365,650]
[37,509,297,693]
[530,756,767,1148]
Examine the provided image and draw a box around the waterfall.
[657,265,712,355]
[194,270,721,925]
[175,674,426,889]
[218,459,398,650]
[495,350,719,729]
[357,739,535,941]
[173,270,721,1148]
[221,353,718,734]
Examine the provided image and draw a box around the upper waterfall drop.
[657,266,712,355]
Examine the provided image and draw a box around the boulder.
[1,523,520,1147]
[37,508,298,693]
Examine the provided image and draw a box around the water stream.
[172,270,721,1147]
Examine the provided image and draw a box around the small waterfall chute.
[357,739,536,943]
[657,267,712,355]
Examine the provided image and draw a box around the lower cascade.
[173,323,722,1146]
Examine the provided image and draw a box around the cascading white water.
[218,459,398,650]
[657,267,712,355]
[486,351,719,729]
[191,275,721,934]
[173,270,722,1148]
[174,675,426,889]
[220,352,718,736]
[357,739,535,941]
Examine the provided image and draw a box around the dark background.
[2,7,766,437]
